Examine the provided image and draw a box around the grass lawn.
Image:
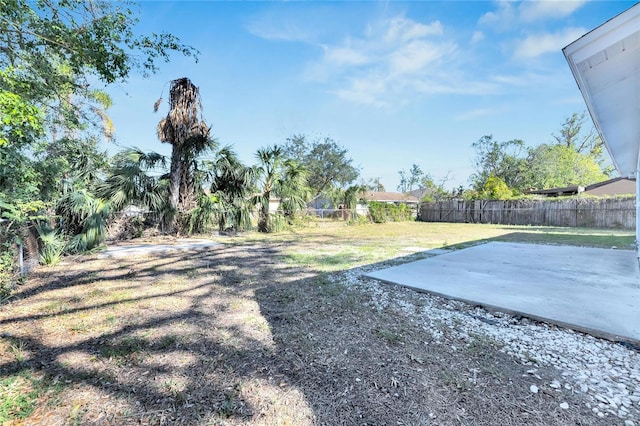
[0,221,635,424]
[228,221,635,271]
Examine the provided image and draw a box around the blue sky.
[105,0,635,191]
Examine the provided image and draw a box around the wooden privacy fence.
[419,197,636,229]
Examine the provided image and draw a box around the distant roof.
[526,186,584,197]
[364,191,419,203]
[526,177,637,197]
[584,177,636,196]
[563,4,640,177]
[585,176,636,191]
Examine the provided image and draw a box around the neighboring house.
[584,177,636,196]
[363,191,419,206]
[526,177,636,197]
[308,194,333,209]
[267,197,280,213]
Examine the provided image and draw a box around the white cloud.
[303,14,496,106]
[389,40,450,75]
[322,44,370,66]
[478,1,516,27]
[384,17,443,43]
[455,108,499,120]
[514,27,586,58]
[519,0,587,22]
[471,31,485,44]
[479,0,587,28]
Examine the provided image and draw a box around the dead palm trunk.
[156,78,210,229]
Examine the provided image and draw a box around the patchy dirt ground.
[0,228,635,425]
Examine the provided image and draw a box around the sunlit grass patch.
[0,370,64,423]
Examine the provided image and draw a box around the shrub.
[368,201,414,223]
[36,226,65,266]
[368,202,388,223]
[0,243,16,300]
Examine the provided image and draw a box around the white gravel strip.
[334,263,640,424]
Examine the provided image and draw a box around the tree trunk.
[258,193,270,232]
[168,144,184,228]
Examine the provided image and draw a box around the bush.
[347,214,370,226]
[368,202,387,223]
[0,243,16,300]
[36,226,65,266]
[368,201,414,223]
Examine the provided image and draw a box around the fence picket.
[419,197,636,229]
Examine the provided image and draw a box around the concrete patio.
[365,242,640,344]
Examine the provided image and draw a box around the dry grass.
[0,221,633,424]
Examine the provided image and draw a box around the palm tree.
[97,148,168,214]
[254,146,310,232]
[189,147,256,233]
[278,159,309,221]
[55,188,110,252]
[156,78,213,226]
[254,145,284,233]
[330,184,366,220]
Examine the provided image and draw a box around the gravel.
[333,263,640,424]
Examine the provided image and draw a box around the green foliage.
[98,148,168,213]
[397,164,423,193]
[283,134,359,197]
[0,371,42,422]
[0,84,44,148]
[56,189,110,252]
[471,135,527,192]
[0,243,16,300]
[35,225,65,266]
[347,214,371,226]
[329,184,366,211]
[471,113,611,195]
[35,137,110,202]
[254,145,309,233]
[205,147,256,232]
[267,214,287,233]
[523,144,607,190]
[418,173,454,202]
[368,202,388,223]
[552,112,603,156]
[277,159,309,220]
[0,1,197,117]
[479,176,513,200]
[368,201,413,223]
[0,198,48,298]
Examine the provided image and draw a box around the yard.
[0,221,637,425]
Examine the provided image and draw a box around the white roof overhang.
[563,3,640,178]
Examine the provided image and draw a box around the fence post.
[18,242,24,275]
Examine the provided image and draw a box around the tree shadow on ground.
[0,238,616,425]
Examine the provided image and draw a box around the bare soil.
[0,226,628,425]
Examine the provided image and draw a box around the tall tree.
[397,164,423,192]
[470,135,527,192]
[254,146,309,232]
[156,78,214,221]
[552,112,603,156]
[283,134,359,197]
[255,146,285,233]
[523,144,608,189]
[0,1,195,195]
[0,0,197,118]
